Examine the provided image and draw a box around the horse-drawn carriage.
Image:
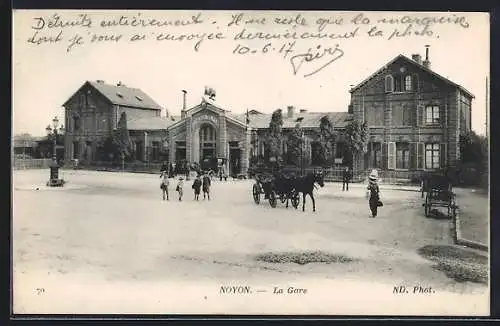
[252,172,300,208]
[421,173,458,218]
[252,167,325,212]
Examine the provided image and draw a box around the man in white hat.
[367,169,381,218]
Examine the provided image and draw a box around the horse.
[294,171,325,212]
[272,171,297,208]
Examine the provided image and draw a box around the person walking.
[366,169,382,218]
[342,166,352,191]
[192,174,202,201]
[160,170,170,201]
[176,177,184,201]
[202,171,211,200]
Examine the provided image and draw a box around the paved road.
[12,170,488,315]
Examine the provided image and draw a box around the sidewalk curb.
[452,211,488,252]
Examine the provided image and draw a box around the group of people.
[343,166,382,218]
[160,169,212,202]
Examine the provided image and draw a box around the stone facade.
[350,54,473,175]
[63,81,165,164]
[167,99,250,176]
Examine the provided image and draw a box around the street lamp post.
[46,116,65,187]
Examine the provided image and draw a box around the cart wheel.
[269,191,277,208]
[253,184,260,204]
[291,193,300,209]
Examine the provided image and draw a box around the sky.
[13,10,489,137]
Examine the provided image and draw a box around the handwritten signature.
[289,44,344,78]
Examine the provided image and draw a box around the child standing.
[160,170,170,201]
[192,175,202,200]
[176,177,184,201]
[202,172,211,200]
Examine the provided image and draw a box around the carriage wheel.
[253,184,260,204]
[424,194,431,217]
[291,193,300,209]
[269,191,277,208]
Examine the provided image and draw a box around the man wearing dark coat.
[342,166,352,191]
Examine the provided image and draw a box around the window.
[365,105,384,126]
[229,141,239,148]
[73,116,81,131]
[389,73,413,93]
[385,75,394,93]
[425,105,440,124]
[396,142,410,169]
[394,74,402,92]
[116,92,123,98]
[135,95,143,101]
[404,75,413,91]
[369,142,382,168]
[425,143,440,169]
[392,104,412,126]
[152,141,160,161]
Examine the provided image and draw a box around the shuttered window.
[387,141,396,170]
[396,142,410,169]
[425,143,440,169]
[417,142,424,169]
[385,75,394,93]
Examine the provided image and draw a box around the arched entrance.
[199,123,217,171]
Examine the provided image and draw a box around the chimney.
[422,45,431,69]
[411,54,422,65]
[181,90,187,119]
[299,109,308,113]
[96,80,104,84]
[287,106,295,118]
[117,81,122,86]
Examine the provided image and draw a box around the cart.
[422,174,458,218]
[252,172,300,209]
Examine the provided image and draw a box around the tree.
[265,109,283,164]
[312,115,337,165]
[286,123,304,166]
[459,131,488,173]
[96,112,134,163]
[344,120,369,169]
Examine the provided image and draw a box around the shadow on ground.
[417,245,488,284]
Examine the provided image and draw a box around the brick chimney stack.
[287,106,295,118]
[422,45,431,69]
[181,90,187,119]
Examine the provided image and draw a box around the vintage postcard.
[12,10,490,316]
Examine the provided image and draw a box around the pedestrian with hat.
[176,176,184,201]
[367,169,382,218]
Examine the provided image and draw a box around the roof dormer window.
[135,95,143,101]
[116,92,123,98]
